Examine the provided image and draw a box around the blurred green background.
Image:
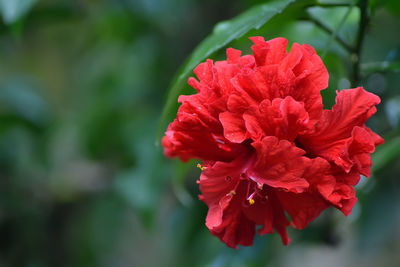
[0,0,399,266]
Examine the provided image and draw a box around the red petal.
[193,59,214,88]
[232,65,280,104]
[219,112,248,143]
[326,183,357,216]
[291,43,328,91]
[163,57,245,161]
[199,157,248,228]
[243,96,311,141]
[348,126,376,177]
[243,199,274,236]
[363,126,384,146]
[226,93,249,113]
[298,87,381,173]
[282,43,329,119]
[243,189,291,245]
[249,136,310,193]
[210,207,256,248]
[213,60,240,96]
[275,157,332,230]
[163,129,239,162]
[304,157,336,199]
[277,191,329,230]
[203,177,257,248]
[250,36,288,66]
[268,191,291,245]
[226,48,242,64]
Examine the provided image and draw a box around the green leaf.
[362,48,400,74]
[372,136,400,175]
[171,159,195,206]
[0,78,49,127]
[361,61,400,73]
[156,0,315,143]
[0,0,37,24]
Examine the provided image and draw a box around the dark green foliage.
[0,0,399,266]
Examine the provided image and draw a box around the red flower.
[162,37,383,248]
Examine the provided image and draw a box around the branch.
[314,2,354,8]
[361,61,400,73]
[351,0,369,87]
[305,15,355,54]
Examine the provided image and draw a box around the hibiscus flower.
[162,37,383,248]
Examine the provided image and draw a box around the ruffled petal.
[326,182,357,216]
[250,36,288,66]
[163,57,245,161]
[281,43,328,119]
[298,87,381,173]
[303,157,336,199]
[276,157,331,230]
[210,205,256,248]
[243,189,291,245]
[243,96,311,142]
[232,65,281,104]
[277,191,329,230]
[226,48,242,64]
[242,197,274,236]
[162,119,243,162]
[248,136,310,193]
[199,157,249,228]
[268,190,291,245]
[347,126,377,177]
[163,37,383,248]
[219,111,248,143]
[202,176,257,248]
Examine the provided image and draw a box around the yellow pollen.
[226,190,236,196]
[248,198,255,205]
[196,163,204,171]
[257,182,263,189]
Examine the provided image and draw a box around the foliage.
[0,0,399,266]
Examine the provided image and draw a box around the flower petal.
[203,177,257,248]
[308,157,335,193]
[268,190,291,245]
[298,87,381,173]
[248,136,310,193]
[243,96,311,141]
[163,57,246,161]
[210,206,256,248]
[219,111,248,143]
[276,157,332,230]
[162,121,242,162]
[199,157,249,228]
[326,182,357,216]
[243,189,291,245]
[226,48,242,64]
[250,36,288,66]
[242,198,274,236]
[277,191,329,230]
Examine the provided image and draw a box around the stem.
[306,16,354,54]
[315,3,354,8]
[351,0,369,87]
[361,61,400,74]
[321,5,354,58]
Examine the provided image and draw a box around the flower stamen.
[247,192,256,205]
[196,163,204,171]
[227,190,236,196]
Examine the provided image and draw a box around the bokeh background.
[0,0,399,266]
